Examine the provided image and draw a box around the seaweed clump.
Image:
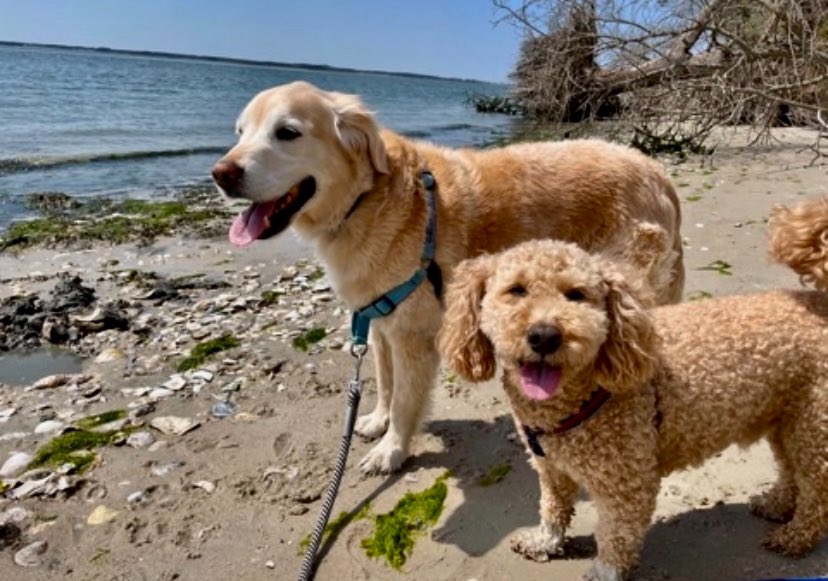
[361,472,450,569]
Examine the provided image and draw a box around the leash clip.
[349,343,367,394]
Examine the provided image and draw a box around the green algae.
[697,259,733,276]
[28,430,120,472]
[260,290,282,306]
[688,290,713,301]
[177,334,240,372]
[292,327,327,351]
[361,472,449,570]
[0,195,231,252]
[298,503,372,554]
[477,463,512,487]
[75,409,127,430]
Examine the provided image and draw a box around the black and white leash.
[296,171,439,580]
[297,344,366,581]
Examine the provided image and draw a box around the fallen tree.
[495,0,828,155]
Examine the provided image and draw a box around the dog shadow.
[637,503,828,581]
[411,416,828,579]
[419,415,595,558]
[326,415,827,580]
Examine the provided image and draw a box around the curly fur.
[769,195,828,291]
[439,203,828,580]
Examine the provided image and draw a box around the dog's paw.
[510,525,564,562]
[761,524,816,558]
[749,491,795,523]
[354,410,389,439]
[582,560,625,581]
[358,437,407,476]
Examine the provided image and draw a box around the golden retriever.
[437,198,828,580]
[212,81,685,475]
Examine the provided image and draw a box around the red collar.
[522,387,611,456]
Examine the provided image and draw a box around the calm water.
[0,45,514,228]
[0,346,83,385]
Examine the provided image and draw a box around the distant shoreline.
[0,40,487,84]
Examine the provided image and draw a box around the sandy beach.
[1,128,828,581]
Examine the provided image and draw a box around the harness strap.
[351,170,441,346]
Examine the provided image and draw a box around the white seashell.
[87,505,119,525]
[14,540,47,567]
[150,416,199,436]
[148,387,174,400]
[192,480,216,493]
[34,420,65,434]
[162,374,187,391]
[0,452,33,478]
[126,431,155,449]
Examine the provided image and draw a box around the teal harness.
[350,171,442,346]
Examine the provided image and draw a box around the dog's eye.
[275,126,302,141]
[565,288,586,302]
[507,284,527,297]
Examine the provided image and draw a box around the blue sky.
[0,0,523,82]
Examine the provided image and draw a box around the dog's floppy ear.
[329,92,388,174]
[594,265,658,394]
[438,255,496,382]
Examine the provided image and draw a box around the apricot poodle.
[438,197,828,580]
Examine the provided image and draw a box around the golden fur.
[215,81,685,474]
[438,197,828,580]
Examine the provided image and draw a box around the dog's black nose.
[212,160,244,194]
[527,325,562,355]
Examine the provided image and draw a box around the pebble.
[148,387,174,400]
[127,490,147,503]
[231,412,258,423]
[30,374,73,390]
[0,432,28,442]
[128,403,155,418]
[14,540,48,567]
[162,374,187,391]
[190,369,214,383]
[147,441,167,453]
[34,420,65,434]
[220,379,243,393]
[150,416,200,436]
[1,452,33,478]
[1,507,33,525]
[210,401,237,418]
[192,480,216,493]
[126,431,156,449]
[80,384,102,398]
[87,505,119,525]
[265,560,276,569]
[95,347,125,363]
[0,407,17,423]
[151,461,184,477]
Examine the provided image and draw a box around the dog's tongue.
[229,202,276,247]
[519,363,562,401]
